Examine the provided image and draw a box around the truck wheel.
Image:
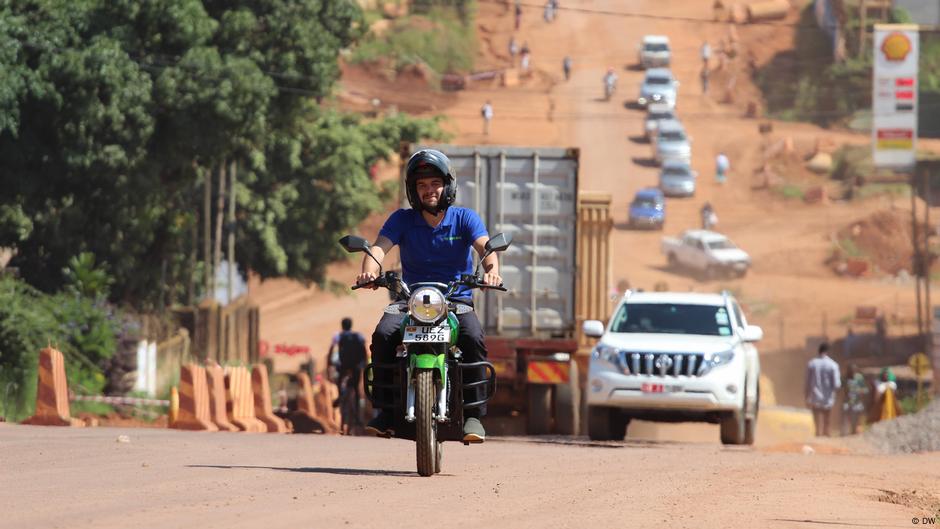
[704,266,717,281]
[553,362,580,436]
[588,406,628,441]
[527,385,552,435]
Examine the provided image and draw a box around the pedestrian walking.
[514,3,522,30]
[543,1,555,22]
[805,342,841,437]
[521,41,530,56]
[509,36,518,65]
[700,65,710,95]
[481,100,494,136]
[715,152,730,184]
[520,51,531,73]
[700,41,712,68]
[562,56,572,81]
[841,364,868,435]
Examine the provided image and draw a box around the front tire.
[587,406,628,441]
[415,370,438,476]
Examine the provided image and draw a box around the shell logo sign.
[881,32,912,62]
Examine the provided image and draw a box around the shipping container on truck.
[401,144,612,435]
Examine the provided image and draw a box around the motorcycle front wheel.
[415,369,438,477]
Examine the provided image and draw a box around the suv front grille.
[619,352,706,377]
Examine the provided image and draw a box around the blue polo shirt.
[379,207,488,299]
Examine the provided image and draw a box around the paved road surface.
[3,424,937,529]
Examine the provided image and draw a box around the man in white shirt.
[481,101,494,136]
[805,342,841,436]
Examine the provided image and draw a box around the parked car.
[660,229,751,278]
[653,119,691,165]
[582,290,763,445]
[658,160,696,197]
[637,68,678,109]
[628,188,665,230]
[637,35,671,68]
[643,102,675,141]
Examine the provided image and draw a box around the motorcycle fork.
[404,348,448,423]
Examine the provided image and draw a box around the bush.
[0,274,120,421]
[351,7,477,77]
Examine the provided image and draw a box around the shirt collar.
[411,207,455,227]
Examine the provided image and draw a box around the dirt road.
[2,424,937,529]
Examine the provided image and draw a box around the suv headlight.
[408,286,446,323]
[701,350,734,375]
[591,344,620,366]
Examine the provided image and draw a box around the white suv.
[582,291,763,445]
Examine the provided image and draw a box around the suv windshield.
[659,131,686,141]
[632,198,660,208]
[644,43,669,52]
[610,303,733,336]
[706,239,736,250]
[663,167,690,177]
[646,76,671,85]
[648,111,673,121]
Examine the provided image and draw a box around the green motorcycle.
[339,233,511,477]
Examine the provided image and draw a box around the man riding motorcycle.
[357,148,502,442]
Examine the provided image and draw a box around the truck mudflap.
[526,359,571,385]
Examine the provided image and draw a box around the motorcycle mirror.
[339,235,371,253]
[484,233,513,253]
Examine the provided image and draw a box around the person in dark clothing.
[327,317,367,423]
[357,148,503,443]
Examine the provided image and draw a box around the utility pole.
[858,0,867,59]
[203,166,212,300]
[911,171,923,339]
[227,160,237,304]
[213,162,227,304]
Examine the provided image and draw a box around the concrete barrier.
[291,372,336,434]
[22,347,83,427]
[171,364,218,431]
[251,365,289,433]
[206,363,239,432]
[225,366,267,433]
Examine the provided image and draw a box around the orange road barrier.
[169,386,179,426]
[171,364,218,431]
[251,365,289,433]
[205,363,239,432]
[225,366,267,433]
[21,347,83,427]
[314,377,342,431]
[292,372,337,434]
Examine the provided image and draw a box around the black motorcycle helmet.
[404,149,457,213]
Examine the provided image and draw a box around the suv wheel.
[588,406,628,441]
[721,381,752,445]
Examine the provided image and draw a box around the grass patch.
[351,6,477,78]
[70,400,115,416]
[837,237,865,258]
[854,183,910,200]
[898,392,932,415]
[773,184,804,200]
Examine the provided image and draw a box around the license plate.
[641,383,682,393]
[403,325,451,343]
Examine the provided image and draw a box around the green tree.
[0,0,444,309]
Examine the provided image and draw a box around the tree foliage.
[0,0,444,309]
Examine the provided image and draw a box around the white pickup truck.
[582,290,763,445]
[661,229,751,278]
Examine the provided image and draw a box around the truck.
[661,229,751,279]
[582,290,763,445]
[400,144,612,435]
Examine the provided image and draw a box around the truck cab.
[582,291,763,445]
[638,35,671,68]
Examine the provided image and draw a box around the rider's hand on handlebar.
[356,272,379,289]
[481,271,503,288]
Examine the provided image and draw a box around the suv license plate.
[403,325,450,343]
[642,383,682,393]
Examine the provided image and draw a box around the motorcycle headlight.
[408,287,446,323]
